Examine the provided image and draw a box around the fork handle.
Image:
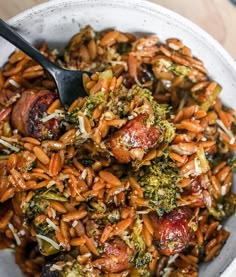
[0,18,59,77]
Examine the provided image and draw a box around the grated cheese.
[18,229,26,236]
[2,149,11,154]
[72,220,79,228]
[50,208,57,219]
[162,79,172,88]
[59,174,69,181]
[163,267,174,277]
[0,136,19,143]
[78,116,87,134]
[63,189,71,198]
[168,43,180,51]
[94,176,99,182]
[51,49,59,56]
[167,254,179,265]
[127,115,135,120]
[136,210,150,214]
[8,223,21,246]
[75,129,81,136]
[36,234,60,250]
[41,109,65,123]
[221,185,227,196]
[84,253,92,257]
[217,119,235,145]
[230,137,236,145]
[0,138,20,152]
[134,75,143,87]
[50,264,64,271]
[194,158,202,176]
[217,224,223,231]
[81,169,87,180]
[159,58,172,68]
[46,218,59,231]
[65,261,73,266]
[9,79,21,88]
[47,180,56,188]
[113,187,125,195]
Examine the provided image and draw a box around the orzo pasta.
[0,26,235,277]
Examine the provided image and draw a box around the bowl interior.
[0,0,236,276]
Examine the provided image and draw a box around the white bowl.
[0,0,235,276]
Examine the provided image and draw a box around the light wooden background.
[0,0,236,58]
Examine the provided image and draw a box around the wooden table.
[0,0,236,58]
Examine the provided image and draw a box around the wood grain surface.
[0,0,236,58]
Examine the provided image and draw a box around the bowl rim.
[6,0,236,75]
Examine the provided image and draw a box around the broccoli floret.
[20,187,67,256]
[24,195,50,220]
[62,261,96,277]
[139,157,180,216]
[208,156,236,220]
[62,262,84,277]
[200,83,222,112]
[34,220,60,256]
[127,85,175,144]
[130,217,152,268]
[34,220,53,236]
[227,156,236,173]
[210,193,236,220]
[65,108,80,127]
[223,193,236,217]
[81,91,105,117]
[66,84,175,147]
[66,91,106,124]
[22,188,67,219]
[169,64,191,77]
[107,209,121,224]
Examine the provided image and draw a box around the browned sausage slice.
[11,89,61,140]
[106,114,160,163]
[93,238,133,273]
[151,207,194,256]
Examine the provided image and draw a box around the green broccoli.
[127,85,175,144]
[81,91,105,117]
[34,219,54,236]
[22,187,67,219]
[223,193,236,217]
[200,83,222,112]
[130,217,152,268]
[209,156,236,220]
[227,156,236,173]
[21,187,68,256]
[139,157,180,216]
[34,220,60,256]
[210,193,236,220]
[169,64,191,77]
[62,261,97,277]
[23,194,50,220]
[62,262,85,277]
[65,91,105,124]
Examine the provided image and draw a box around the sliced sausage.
[106,114,159,163]
[93,238,133,273]
[11,89,61,140]
[151,207,194,256]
